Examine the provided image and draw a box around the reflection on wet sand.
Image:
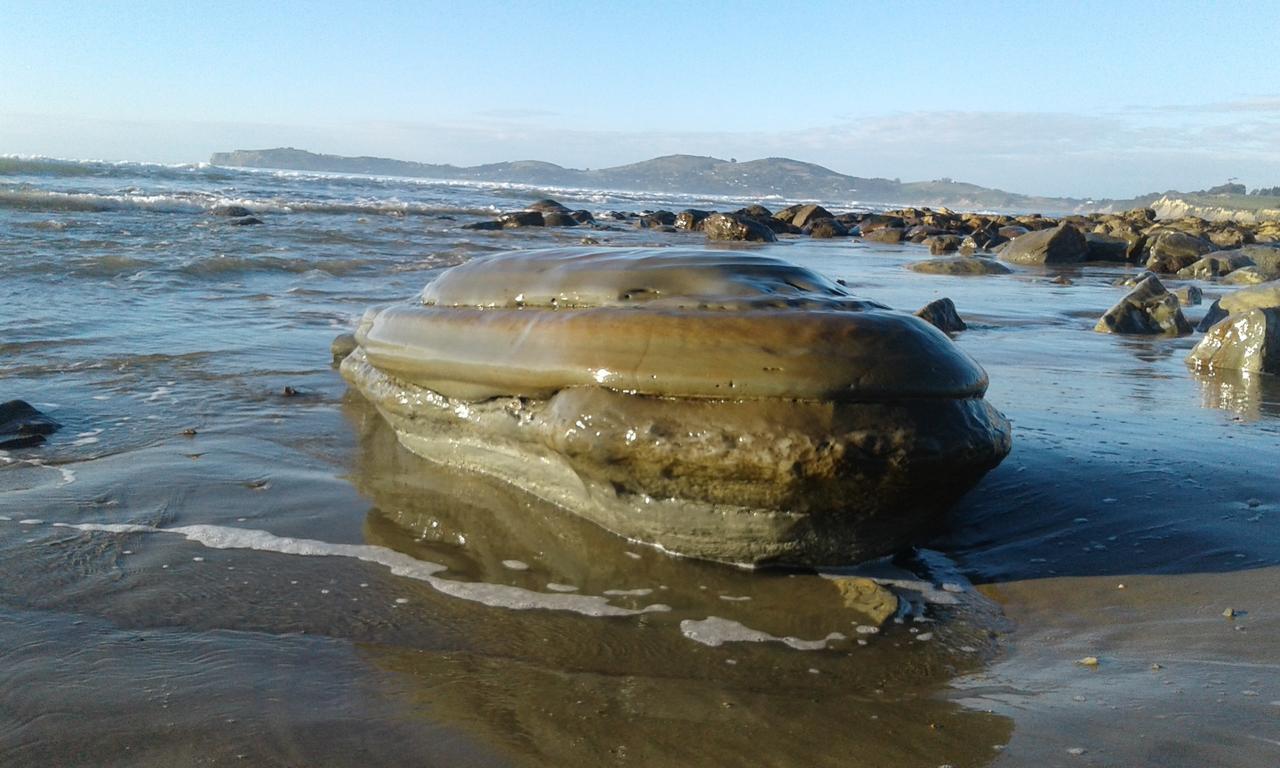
[1191,366,1280,421]
[344,395,1014,767]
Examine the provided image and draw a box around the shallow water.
[2,158,1278,766]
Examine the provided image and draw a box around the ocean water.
[2,157,1278,767]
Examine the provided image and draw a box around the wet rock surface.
[1094,275,1192,336]
[909,256,1012,276]
[702,212,778,242]
[341,247,1011,566]
[0,400,61,449]
[915,297,967,334]
[999,224,1088,266]
[1187,308,1280,373]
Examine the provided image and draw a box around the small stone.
[1077,656,1100,667]
[1223,607,1238,618]
[1067,747,1086,756]
[830,577,899,625]
[282,386,299,397]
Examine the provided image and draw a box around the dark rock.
[858,214,906,232]
[675,209,712,231]
[997,225,1030,239]
[925,234,963,255]
[462,220,503,231]
[805,219,849,238]
[526,199,571,214]
[758,216,801,235]
[915,298,967,333]
[226,216,263,226]
[212,205,253,217]
[702,213,778,242]
[1144,231,1215,273]
[1187,307,1280,373]
[0,400,61,450]
[1084,233,1130,262]
[863,227,905,244]
[736,204,774,219]
[789,204,835,229]
[638,211,677,229]
[999,223,1088,266]
[1094,275,1192,336]
[499,211,546,228]
[540,211,580,227]
[569,210,595,225]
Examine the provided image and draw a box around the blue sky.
[2,0,1278,197]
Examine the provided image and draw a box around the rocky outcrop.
[498,211,546,228]
[1094,275,1192,336]
[908,257,1012,276]
[863,227,905,244]
[998,224,1088,266]
[1084,233,1131,262]
[675,209,711,231]
[702,213,778,242]
[925,234,962,254]
[1222,266,1270,285]
[1196,283,1280,330]
[340,247,1011,566]
[526,199,570,214]
[1187,308,1280,373]
[0,400,61,449]
[805,218,849,238]
[541,211,580,227]
[1144,231,1215,273]
[638,211,677,229]
[915,298,967,333]
[777,204,834,229]
[1176,253,1255,279]
[1235,245,1280,279]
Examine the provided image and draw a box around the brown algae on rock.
[341,247,1011,566]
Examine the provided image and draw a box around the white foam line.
[13,459,76,486]
[52,521,669,618]
[680,616,845,651]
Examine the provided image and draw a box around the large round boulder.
[340,247,1010,566]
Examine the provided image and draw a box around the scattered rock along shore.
[340,247,1012,567]
[460,198,1280,372]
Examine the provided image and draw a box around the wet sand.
[2,170,1279,765]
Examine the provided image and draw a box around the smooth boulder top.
[357,247,990,402]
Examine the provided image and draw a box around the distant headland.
[211,147,1280,221]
